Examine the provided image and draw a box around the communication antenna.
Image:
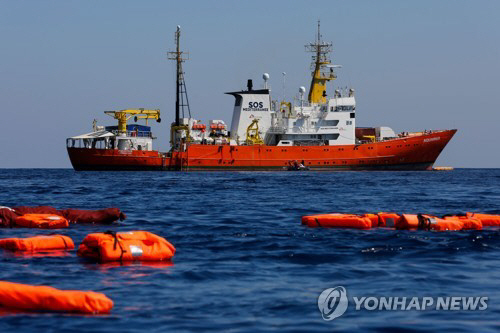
[282,72,286,102]
[167,25,191,126]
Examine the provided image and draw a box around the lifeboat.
[0,235,74,252]
[0,281,113,314]
[192,123,206,130]
[302,214,372,229]
[13,214,69,229]
[77,231,176,263]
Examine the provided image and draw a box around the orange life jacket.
[466,213,500,227]
[0,235,74,252]
[302,214,372,229]
[13,214,69,229]
[377,212,402,228]
[361,212,402,228]
[397,214,467,231]
[77,231,176,262]
[442,215,483,230]
[0,281,112,314]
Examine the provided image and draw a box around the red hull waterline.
[67,129,456,171]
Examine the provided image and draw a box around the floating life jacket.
[0,235,74,252]
[396,214,481,231]
[302,214,372,229]
[0,207,20,228]
[0,281,113,314]
[442,215,483,230]
[13,214,69,229]
[361,212,402,228]
[77,231,176,263]
[61,208,127,224]
[377,212,402,228]
[11,206,126,225]
[13,206,61,215]
[466,212,500,227]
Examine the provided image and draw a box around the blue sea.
[0,169,499,332]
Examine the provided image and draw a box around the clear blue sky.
[1,0,499,168]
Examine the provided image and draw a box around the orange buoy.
[13,214,69,229]
[0,281,113,314]
[466,213,500,227]
[0,235,74,252]
[302,214,372,229]
[77,231,176,262]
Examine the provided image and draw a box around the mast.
[168,25,190,126]
[305,20,336,104]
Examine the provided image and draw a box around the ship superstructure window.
[234,95,242,107]
[350,113,355,118]
[323,120,339,126]
[334,106,354,112]
[346,120,352,125]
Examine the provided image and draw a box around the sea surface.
[0,169,499,332]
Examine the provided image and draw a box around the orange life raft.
[0,281,112,314]
[13,214,69,229]
[77,231,176,262]
[0,235,74,252]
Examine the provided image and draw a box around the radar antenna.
[305,20,337,104]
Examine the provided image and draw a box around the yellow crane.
[246,119,264,145]
[104,109,161,134]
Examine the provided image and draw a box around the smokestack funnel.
[247,79,253,91]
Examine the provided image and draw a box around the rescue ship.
[67,24,456,171]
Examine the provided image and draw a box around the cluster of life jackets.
[0,206,127,229]
[0,229,175,314]
[0,231,175,262]
[302,212,500,231]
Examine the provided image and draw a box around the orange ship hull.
[67,129,456,171]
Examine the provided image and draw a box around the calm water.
[0,169,499,332]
